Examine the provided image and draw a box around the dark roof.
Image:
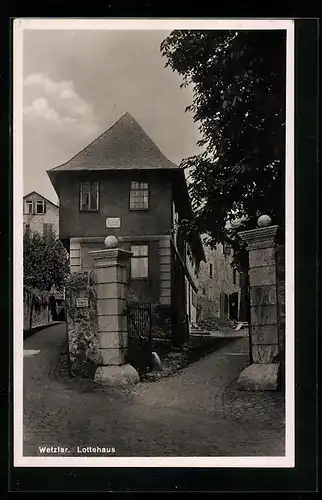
[47,112,179,173]
[23,191,59,208]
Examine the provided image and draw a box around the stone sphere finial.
[104,235,118,248]
[257,214,272,228]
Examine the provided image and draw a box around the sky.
[22,29,202,204]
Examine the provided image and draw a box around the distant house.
[23,192,63,331]
[197,242,241,322]
[23,191,59,236]
[47,112,205,341]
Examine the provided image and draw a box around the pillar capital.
[238,225,281,250]
[89,248,133,268]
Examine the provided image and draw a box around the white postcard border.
[13,18,295,468]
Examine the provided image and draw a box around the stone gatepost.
[89,235,140,386]
[237,215,284,391]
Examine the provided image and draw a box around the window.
[80,181,99,211]
[35,200,46,214]
[130,244,148,278]
[43,223,54,237]
[130,181,149,210]
[24,200,33,214]
[209,263,213,277]
[233,269,237,285]
[203,287,206,295]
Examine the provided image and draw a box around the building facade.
[197,242,240,322]
[23,191,59,236]
[47,113,205,341]
[23,192,64,330]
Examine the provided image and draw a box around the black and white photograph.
[14,19,294,467]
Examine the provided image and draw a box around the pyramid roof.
[48,112,179,173]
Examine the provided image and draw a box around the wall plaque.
[76,297,89,308]
[106,217,121,228]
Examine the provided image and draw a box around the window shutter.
[43,201,46,214]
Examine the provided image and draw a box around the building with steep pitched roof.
[47,113,205,342]
[48,112,179,176]
[23,191,59,237]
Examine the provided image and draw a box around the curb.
[23,321,65,340]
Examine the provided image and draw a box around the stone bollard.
[89,235,140,386]
[237,215,284,391]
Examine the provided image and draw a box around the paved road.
[23,323,285,457]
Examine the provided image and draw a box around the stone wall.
[65,271,102,378]
[23,301,50,330]
[197,244,240,320]
[276,243,285,382]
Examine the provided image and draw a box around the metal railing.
[126,301,152,374]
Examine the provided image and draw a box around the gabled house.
[23,191,59,236]
[23,192,64,331]
[47,112,205,342]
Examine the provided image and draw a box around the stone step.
[190,329,211,336]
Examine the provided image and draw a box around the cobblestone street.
[23,323,285,457]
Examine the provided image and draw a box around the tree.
[161,30,286,270]
[23,230,70,329]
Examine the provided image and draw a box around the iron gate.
[126,301,152,374]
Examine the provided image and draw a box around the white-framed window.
[24,200,33,214]
[80,181,99,211]
[35,200,46,214]
[130,181,149,210]
[130,244,148,278]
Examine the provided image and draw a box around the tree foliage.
[161,30,286,267]
[23,230,70,293]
